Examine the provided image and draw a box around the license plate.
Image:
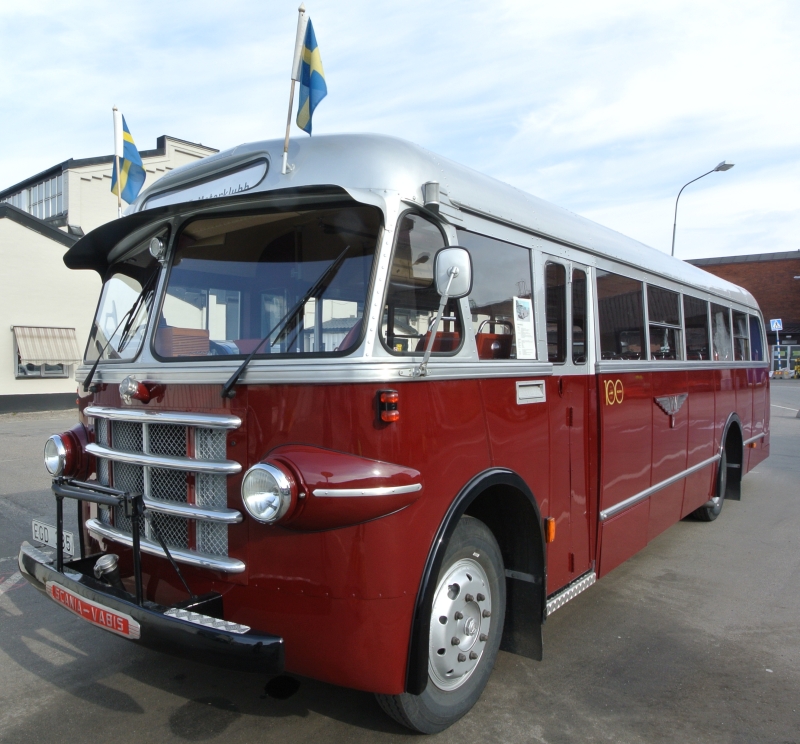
[46,581,140,639]
[32,520,73,556]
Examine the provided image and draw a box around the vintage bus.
[19,134,769,733]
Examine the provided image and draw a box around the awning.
[13,326,82,365]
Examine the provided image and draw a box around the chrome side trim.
[143,497,242,524]
[85,406,241,430]
[743,432,766,446]
[312,483,422,498]
[546,571,596,616]
[86,443,241,475]
[600,454,721,521]
[86,519,245,573]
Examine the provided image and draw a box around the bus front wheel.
[376,515,506,734]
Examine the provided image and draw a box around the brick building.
[687,250,800,370]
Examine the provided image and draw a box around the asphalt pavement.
[0,384,798,743]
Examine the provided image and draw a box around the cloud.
[1,0,798,259]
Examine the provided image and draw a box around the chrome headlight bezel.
[240,463,294,523]
[44,434,67,476]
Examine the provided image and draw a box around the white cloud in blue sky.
[1,0,798,259]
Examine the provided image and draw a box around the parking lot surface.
[1,386,798,743]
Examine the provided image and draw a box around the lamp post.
[670,161,734,257]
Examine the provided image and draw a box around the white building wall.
[0,220,100,397]
[67,138,217,235]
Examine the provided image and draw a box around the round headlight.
[44,435,67,476]
[241,463,295,523]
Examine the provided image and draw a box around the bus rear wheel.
[375,515,506,734]
[691,447,727,521]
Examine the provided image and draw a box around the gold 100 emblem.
[604,379,624,405]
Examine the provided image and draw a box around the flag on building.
[295,19,327,134]
[111,113,147,203]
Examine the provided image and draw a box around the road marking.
[0,571,23,597]
[771,404,799,412]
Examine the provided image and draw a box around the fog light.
[44,434,68,476]
[241,463,295,523]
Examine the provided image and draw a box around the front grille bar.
[86,406,241,430]
[143,496,242,524]
[86,443,241,474]
[86,518,245,573]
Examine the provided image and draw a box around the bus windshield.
[154,206,382,359]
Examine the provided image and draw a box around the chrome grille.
[196,428,226,460]
[150,424,186,457]
[88,408,241,564]
[112,420,142,452]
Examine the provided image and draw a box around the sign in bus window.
[596,270,645,361]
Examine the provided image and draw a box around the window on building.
[597,270,645,360]
[710,303,733,361]
[647,285,683,360]
[732,311,750,361]
[13,326,79,379]
[382,213,462,354]
[2,173,63,219]
[458,230,532,360]
[749,315,765,361]
[683,295,710,360]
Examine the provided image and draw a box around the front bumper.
[18,542,284,675]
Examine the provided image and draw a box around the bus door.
[543,256,592,591]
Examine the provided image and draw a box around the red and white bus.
[20,134,769,733]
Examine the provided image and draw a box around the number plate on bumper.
[46,581,141,639]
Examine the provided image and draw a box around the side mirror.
[434,247,472,299]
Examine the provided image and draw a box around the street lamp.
[670,161,734,257]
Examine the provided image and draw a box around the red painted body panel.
[77,361,769,692]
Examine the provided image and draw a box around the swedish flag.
[296,20,327,134]
[111,115,147,203]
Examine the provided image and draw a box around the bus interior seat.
[475,320,513,360]
[414,331,461,353]
[336,319,362,351]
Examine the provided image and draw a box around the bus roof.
[132,134,755,309]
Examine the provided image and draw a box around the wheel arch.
[404,468,546,695]
[720,412,744,500]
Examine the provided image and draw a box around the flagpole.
[282,4,307,175]
[112,106,122,218]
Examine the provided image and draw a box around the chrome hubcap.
[428,558,491,691]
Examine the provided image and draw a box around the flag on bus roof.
[111,113,146,204]
[295,19,327,134]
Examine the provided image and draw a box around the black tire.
[376,515,506,734]
[691,447,727,521]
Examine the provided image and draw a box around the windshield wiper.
[82,271,158,392]
[221,246,350,398]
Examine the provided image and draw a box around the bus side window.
[647,285,682,360]
[457,230,532,360]
[710,303,733,361]
[545,263,567,363]
[683,295,710,360]
[381,213,461,354]
[749,314,764,361]
[732,311,750,361]
[572,268,587,364]
[596,270,645,361]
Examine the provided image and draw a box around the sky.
[1,0,798,260]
